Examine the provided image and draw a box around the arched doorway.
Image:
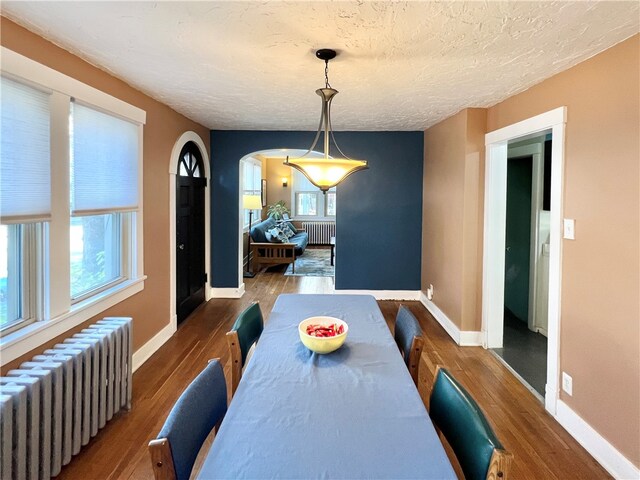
[169,132,211,328]
[176,141,206,322]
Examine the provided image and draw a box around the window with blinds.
[0,77,50,331]
[69,103,139,300]
[0,49,145,343]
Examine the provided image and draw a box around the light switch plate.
[563,219,575,240]
[562,372,573,396]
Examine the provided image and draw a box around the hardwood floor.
[56,269,610,479]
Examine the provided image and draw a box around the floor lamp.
[243,194,263,278]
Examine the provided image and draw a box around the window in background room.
[295,192,318,216]
[291,170,336,218]
[241,158,262,228]
[326,192,336,217]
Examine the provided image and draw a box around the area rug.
[285,249,334,277]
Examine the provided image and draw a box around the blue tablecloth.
[198,294,456,479]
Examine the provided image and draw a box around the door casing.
[482,107,566,415]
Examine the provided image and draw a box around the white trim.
[555,400,640,480]
[482,106,566,418]
[419,292,483,346]
[481,141,509,348]
[1,47,146,124]
[485,107,565,146]
[1,278,145,365]
[334,289,421,301]
[210,284,246,299]
[459,330,484,346]
[132,319,176,373]
[168,132,211,325]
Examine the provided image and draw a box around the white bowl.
[298,316,348,354]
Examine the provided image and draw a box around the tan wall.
[487,35,639,466]
[422,109,486,331]
[462,109,487,331]
[1,17,211,370]
[265,157,293,212]
[422,111,466,324]
[424,35,639,466]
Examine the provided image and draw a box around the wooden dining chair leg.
[487,448,513,480]
[149,438,177,480]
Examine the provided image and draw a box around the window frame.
[0,47,146,364]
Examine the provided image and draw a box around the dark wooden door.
[176,142,206,323]
[504,155,533,324]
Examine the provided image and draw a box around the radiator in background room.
[301,221,336,245]
[0,317,132,479]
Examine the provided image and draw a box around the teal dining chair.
[394,305,424,385]
[226,302,264,395]
[428,366,513,480]
[148,359,227,480]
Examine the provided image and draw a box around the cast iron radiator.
[301,221,336,245]
[0,317,133,479]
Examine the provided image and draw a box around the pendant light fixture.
[284,49,368,193]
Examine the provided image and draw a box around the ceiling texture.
[2,1,638,131]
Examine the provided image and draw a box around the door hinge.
[203,273,208,283]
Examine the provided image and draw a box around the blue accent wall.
[210,131,423,290]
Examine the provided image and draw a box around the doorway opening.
[237,149,336,288]
[491,133,552,398]
[482,106,566,415]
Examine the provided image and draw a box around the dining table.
[198,294,456,479]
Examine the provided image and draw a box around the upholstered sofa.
[249,217,308,272]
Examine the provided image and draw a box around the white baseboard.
[132,320,176,373]
[210,284,245,299]
[334,289,421,301]
[459,330,484,346]
[419,292,483,346]
[555,400,639,479]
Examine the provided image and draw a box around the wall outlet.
[562,372,573,396]
[427,284,434,301]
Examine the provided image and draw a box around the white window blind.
[71,102,139,215]
[0,76,51,223]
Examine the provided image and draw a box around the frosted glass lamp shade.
[285,157,368,192]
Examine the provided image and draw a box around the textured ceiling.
[2,1,638,131]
